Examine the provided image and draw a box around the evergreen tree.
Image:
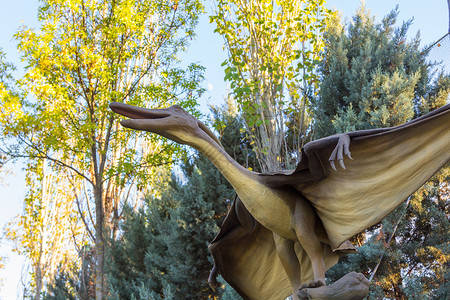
[315,5,450,299]
[314,5,424,138]
[44,249,96,299]
[105,187,175,299]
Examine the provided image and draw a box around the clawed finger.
[339,159,346,170]
[330,160,337,171]
[344,140,351,157]
[337,143,344,161]
[329,134,352,170]
[208,280,218,291]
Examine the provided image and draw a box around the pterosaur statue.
[110,102,450,300]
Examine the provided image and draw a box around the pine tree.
[314,5,426,138]
[105,188,175,299]
[44,248,96,299]
[315,5,450,298]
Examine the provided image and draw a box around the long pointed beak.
[110,102,173,131]
[110,102,170,120]
[110,102,223,148]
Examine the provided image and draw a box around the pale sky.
[0,0,448,299]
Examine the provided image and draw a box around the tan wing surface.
[296,105,450,248]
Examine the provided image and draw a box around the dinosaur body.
[110,102,450,300]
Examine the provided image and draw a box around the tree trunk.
[35,160,46,300]
[94,184,105,300]
[34,259,42,300]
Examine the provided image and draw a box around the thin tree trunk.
[35,160,47,300]
[94,184,105,300]
[34,257,42,300]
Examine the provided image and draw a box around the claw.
[297,288,309,300]
[298,280,326,296]
[329,134,352,171]
[208,278,219,292]
[330,160,337,171]
[339,159,346,170]
[208,266,219,291]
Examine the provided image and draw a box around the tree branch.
[1,136,93,185]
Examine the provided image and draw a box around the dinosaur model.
[110,102,450,300]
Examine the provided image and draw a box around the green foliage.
[0,0,205,297]
[3,0,205,187]
[313,5,430,137]
[4,158,84,300]
[0,49,15,166]
[217,276,243,300]
[105,194,174,299]
[211,0,333,171]
[209,98,260,171]
[44,272,77,300]
[318,5,450,298]
[43,246,96,299]
[0,49,14,90]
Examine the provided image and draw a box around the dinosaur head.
[109,102,222,147]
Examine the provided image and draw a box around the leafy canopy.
[211,0,333,171]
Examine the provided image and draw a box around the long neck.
[183,130,295,237]
[185,132,258,193]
